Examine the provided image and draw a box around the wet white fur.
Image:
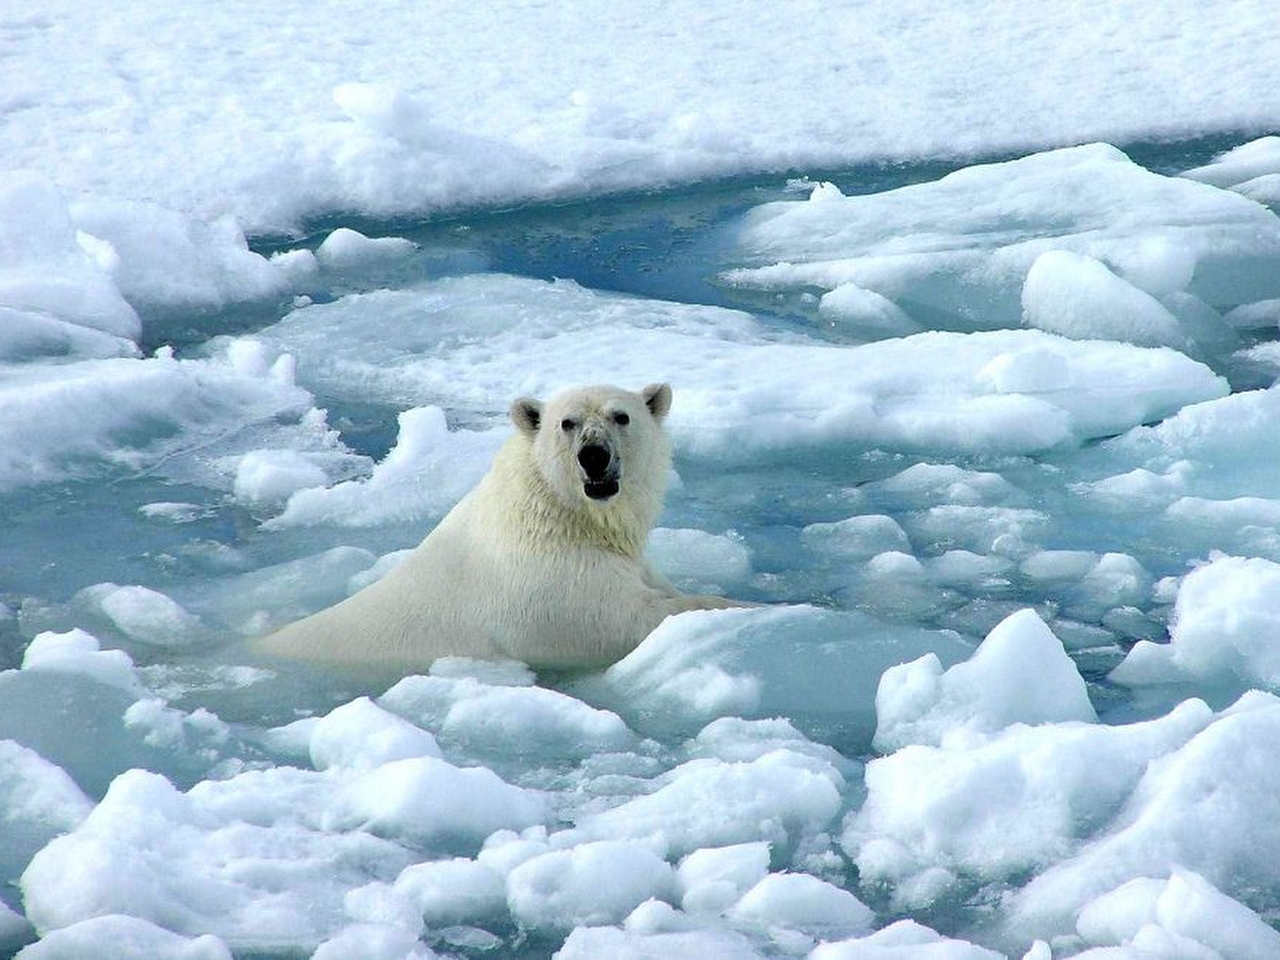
[256,383,746,671]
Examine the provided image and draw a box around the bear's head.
[510,383,673,518]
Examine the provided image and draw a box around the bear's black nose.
[577,444,612,480]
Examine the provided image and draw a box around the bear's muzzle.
[578,442,620,500]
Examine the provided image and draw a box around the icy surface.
[256,276,1229,459]
[1183,136,1280,206]
[3,2,1280,234]
[873,608,1097,752]
[5,7,1280,955]
[725,144,1280,342]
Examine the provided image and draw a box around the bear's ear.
[642,383,672,421]
[510,397,543,435]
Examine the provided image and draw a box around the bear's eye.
[612,412,630,426]
[560,418,578,433]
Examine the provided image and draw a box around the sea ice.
[74,583,207,649]
[1110,554,1280,691]
[0,902,31,956]
[556,924,762,960]
[873,608,1096,752]
[862,462,1025,510]
[266,406,503,529]
[256,273,1227,461]
[20,767,410,950]
[20,629,142,695]
[802,514,913,562]
[314,227,417,269]
[810,920,1005,959]
[1074,383,1280,562]
[0,175,140,341]
[310,923,438,960]
[378,856,507,927]
[3,5,1280,958]
[506,840,676,931]
[306,696,442,771]
[564,748,844,859]
[0,339,326,493]
[5,1,1280,235]
[847,698,1213,907]
[1021,250,1189,350]
[676,842,771,914]
[0,305,138,364]
[231,449,332,508]
[193,546,379,637]
[645,528,752,595]
[818,282,922,340]
[1005,692,1280,942]
[1074,869,1280,959]
[0,740,92,889]
[1182,135,1280,195]
[594,606,973,744]
[13,914,233,960]
[725,871,874,939]
[726,144,1280,338]
[333,755,546,846]
[381,671,634,760]
[69,197,290,312]
[0,664,224,799]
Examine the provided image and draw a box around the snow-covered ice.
[5,2,1280,957]
[724,144,1280,346]
[4,2,1280,234]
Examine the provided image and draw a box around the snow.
[0,340,324,493]
[725,871,874,938]
[265,406,502,529]
[1005,692,1280,943]
[381,671,634,760]
[14,915,232,960]
[566,748,846,859]
[1182,135,1280,191]
[595,606,973,742]
[506,840,676,931]
[5,2,1280,957]
[1021,250,1189,350]
[76,584,207,649]
[19,629,143,695]
[306,696,441,771]
[1111,555,1280,690]
[257,276,1229,459]
[0,175,140,341]
[726,144,1280,339]
[1074,870,1280,960]
[873,609,1097,752]
[314,227,417,270]
[677,842,771,914]
[3,2,1280,235]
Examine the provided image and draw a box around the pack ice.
[6,130,1280,960]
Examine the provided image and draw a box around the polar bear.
[256,383,748,672]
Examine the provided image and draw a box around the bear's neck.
[487,439,660,559]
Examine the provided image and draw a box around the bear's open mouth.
[583,478,620,501]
